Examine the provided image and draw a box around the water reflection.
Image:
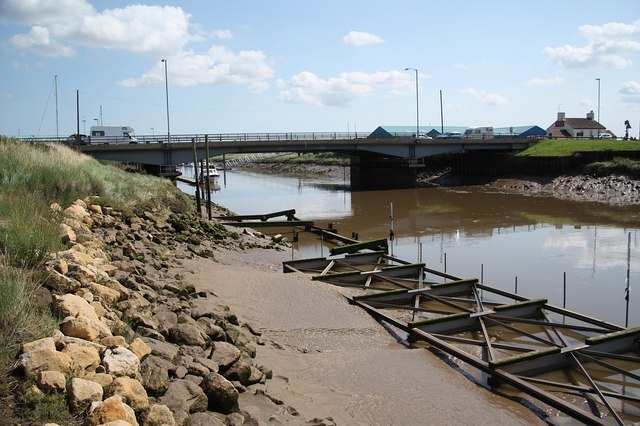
[176,167,640,327]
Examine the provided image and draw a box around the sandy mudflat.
[180,246,546,425]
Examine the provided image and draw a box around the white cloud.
[618,80,640,103]
[545,19,640,69]
[461,87,508,106]
[118,46,275,90]
[213,29,233,39]
[4,1,193,57]
[525,77,565,86]
[278,70,410,107]
[343,31,383,46]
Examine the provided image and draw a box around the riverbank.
[232,161,640,206]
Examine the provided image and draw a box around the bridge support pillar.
[350,156,417,191]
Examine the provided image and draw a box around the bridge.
[75,132,536,190]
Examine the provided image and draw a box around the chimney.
[586,110,594,120]
[557,112,565,121]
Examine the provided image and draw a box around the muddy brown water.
[177,167,639,328]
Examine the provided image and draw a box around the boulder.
[20,337,56,354]
[86,282,121,306]
[159,379,208,425]
[139,355,173,397]
[195,317,226,341]
[45,269,81,293]
[67,263,97,284]
[60,314,112,341]
[128,337,151,361]
[141,404,176,426]
[37,370,67,393]
[102,346,140,378]
[209,341,241,371]
[61,342,101,376]
[107,376,149,411]
[141,337,180,362]
[59,223,77,244]
[86,394,138,426]
[200,372,239,414]
[18,349,72,379]
[52,293,100,321]
[67,377,104,414]
[83,372,114,388]
[167,323,210,348]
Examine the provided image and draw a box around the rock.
[168,323,209,348]
[153,306,178,336]
[140,355,173,397]
[59,223,77,244]
[141,337,180,362]
[128,337,152,361]
[200,372,239,414]
[195,317,226,341]
[86,282,121,306]
[140,404,176,426]
[52,293,100,321]
[101,335,128,347]
[21,337,56,354]
[60,313,112,341]
[67,377,104,414]
[83,372,114,388]
[158,379,208,424]
[18,349,72,379]
[107,376,149,411]
[102,346,140,378]
[223,360,252,385]
[67,263,97,284]
[45,269,82,293]
[48,258,69,275]
[86,394,138,426]
[61,342,101,376]
[209,341,241,371]
[37,370,67,393]
[88,204,103,215]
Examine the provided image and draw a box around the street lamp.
[405,68,419,139]
[596,77,601,138]
[161,59,171,144]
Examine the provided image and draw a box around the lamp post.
[161,59,171,144]
[405,67,419,138]
[596,77,601,137]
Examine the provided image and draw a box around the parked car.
[413,133,432,139]
[437,131,463,139]
[599,133,614,139]
[66,133,89,144]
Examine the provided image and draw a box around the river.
[177,165,640,328]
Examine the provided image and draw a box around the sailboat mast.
[54,75,59,140]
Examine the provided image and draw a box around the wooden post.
[205,134,212,220]
[191,137,201,215]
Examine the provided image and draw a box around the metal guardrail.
[15,132,368,145]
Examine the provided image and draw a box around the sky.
[0,0,639,138]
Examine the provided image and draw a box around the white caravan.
[90,126,138,144]
[463,126,494,140]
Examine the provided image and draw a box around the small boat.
[198,164,220,183]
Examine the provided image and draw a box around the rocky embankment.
[13,198,326,425]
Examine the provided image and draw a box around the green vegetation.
[0,136,196,421]
[216,152,350,166]
[584,157,640,177]
[518,139,640,157]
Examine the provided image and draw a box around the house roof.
[563,118,605,130]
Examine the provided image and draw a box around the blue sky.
[1,0,639,138]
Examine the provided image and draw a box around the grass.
[0,136,197,423]
[518,139,640,157]
[0,136,193,214]
[584,157,640,177]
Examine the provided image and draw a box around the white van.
[463,126,494,140]
[90,126,138,144]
